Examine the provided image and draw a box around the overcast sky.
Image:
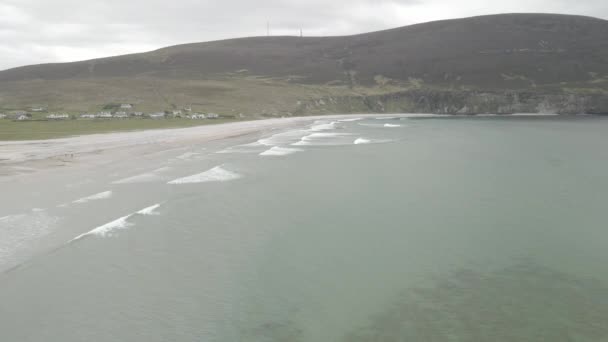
[0,0,606,70]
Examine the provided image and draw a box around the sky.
[0,0,606,70]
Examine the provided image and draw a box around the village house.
[131,112,144,117]
[31,107,46,112]
[114,111,129,118]
[190,113,206,119]
[0,114,7,119]
[206,113,220,119]
[149,112,165,119]
[46,114,70,120]
[80,113,97,119]
[120,104,133,109]
[17,114,29,121]
[172,110,182,117]
[97,112,113,118]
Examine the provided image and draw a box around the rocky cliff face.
[296,90,608,115]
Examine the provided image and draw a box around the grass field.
[0,118,239,141]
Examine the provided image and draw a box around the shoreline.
[0,114,402,177]
[1,113,601,178]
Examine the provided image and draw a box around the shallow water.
[1,116,608,341]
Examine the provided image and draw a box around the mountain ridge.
[1,13,607,115]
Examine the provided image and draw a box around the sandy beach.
[0,114,413,177]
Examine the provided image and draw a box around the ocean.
[1,115,608,341]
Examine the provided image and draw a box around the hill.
[1,13,607,116]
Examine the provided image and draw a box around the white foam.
[0,212,60,265]
[113,167,171,184]
[137,203,162,216]
[310,121,339,131]
[260,146,303,156]
[338,118,363,122]
[384,123,401,128]
[176,152,200,160]
[72,191,113,204]
[375,117,397,120]
[257,130,309,146]
[71,215,133,241]
[354,138,372,145]
[168,166,241,184]
[70,203,163,242]
[292,132,353,146]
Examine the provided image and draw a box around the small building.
[114,111,129,118]
[17,115,29,121]
[120,104,133,109]
[172,110,182,117]
[46,114,70,120]
[0,114,7,119]
[97,112,113,118]
[191,113,206,119]
[80,114,97,119]
[206,113,220,119]
[149,112,165,119]
[31,107,46,112]
[131,112,144,117]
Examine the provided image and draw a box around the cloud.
[0,0,606,70]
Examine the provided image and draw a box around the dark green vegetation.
[1,13,607,117]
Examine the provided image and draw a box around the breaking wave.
[113,167,171,184]
[338,118,363,122]
[168,166,241,184]
[354,138,372,145]
[310,121,339,131]
[70,203,163,242]
[292,132,353,146]
[260,146,303,156]
[384,123,402,128]
[257,130,309,146]
[72,191,113,204]
[137,203,162,216]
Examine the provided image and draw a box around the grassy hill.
[1,13,607,117]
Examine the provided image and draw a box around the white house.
[191,113,206,119]
[172,110,182,117]
[206,113,220,119]
[114,111,129,118]
[98,112,113,118]
[149,112,165,119]
[46,114,69,120]
[120,104,133,109]
[80,114,97,119]
[131,112,144,117]
[0,114,7,119]
[17,115,29,121]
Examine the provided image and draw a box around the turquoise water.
[1,116,608,341]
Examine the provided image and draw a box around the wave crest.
[168,166,241,184]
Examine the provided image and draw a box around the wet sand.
[0,115,403,178]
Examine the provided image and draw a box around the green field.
[0,118,238,141]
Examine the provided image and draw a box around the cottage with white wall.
[46,114,70,120]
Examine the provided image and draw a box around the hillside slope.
[1,13,607,115]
